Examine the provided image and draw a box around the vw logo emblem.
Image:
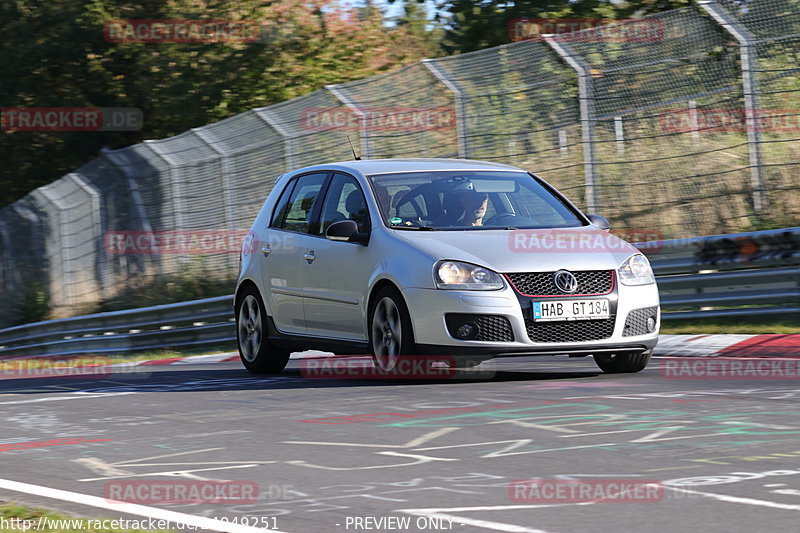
[553,270,578,293]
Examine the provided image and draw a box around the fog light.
[646,316,657,332]
[456,323,478,339]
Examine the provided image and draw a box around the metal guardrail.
[0,228,797,358]
[646,226,800,319]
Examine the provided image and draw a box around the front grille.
[507,270,614,296]
[445,314,514,342]
[525,318,615,343]
[623,306,659,337]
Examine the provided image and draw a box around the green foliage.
[434,0,693,53]
[1,278,51,327]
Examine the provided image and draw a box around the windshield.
[368,170,587,230]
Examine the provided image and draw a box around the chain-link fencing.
[1,0,798,325]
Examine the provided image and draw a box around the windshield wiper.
[389,224,436,230]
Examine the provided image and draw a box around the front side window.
[270,172,327,233]
[317,173,370,234]
[368,171,585,230]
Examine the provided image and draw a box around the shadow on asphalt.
[0,360,607,394]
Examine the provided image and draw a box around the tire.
[369,286,416,372]
[236,286,291,374]
[593,349,652,373]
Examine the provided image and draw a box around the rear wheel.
[369,287,416,372]
[593,350,652,373]
[236,286,291,374]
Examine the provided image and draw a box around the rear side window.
[270,173,327,233]
[270,179,297,227]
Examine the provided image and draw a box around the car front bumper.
[403,282,660,356]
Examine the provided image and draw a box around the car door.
[302,172,374,341]
[260,172,328,334]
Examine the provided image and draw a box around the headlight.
[618,254,655,286]
[434,261,504,290]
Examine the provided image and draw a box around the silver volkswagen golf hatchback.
[235,159,659,375]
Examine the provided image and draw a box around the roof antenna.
[347,135,361,160]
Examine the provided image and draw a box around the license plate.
[532,299,610,322]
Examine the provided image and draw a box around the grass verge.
[0,503,172,533]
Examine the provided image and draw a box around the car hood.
[391,227,640,272]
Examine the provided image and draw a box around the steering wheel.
[484,213,521,226]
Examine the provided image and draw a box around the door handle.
[261,245,271,257]
[303,250,316,263]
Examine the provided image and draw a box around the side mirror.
[325,219,369,244]
[587,214,611,231]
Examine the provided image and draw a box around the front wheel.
[593,350,652,373]
[236,287,291,374]
[369,287,416,372]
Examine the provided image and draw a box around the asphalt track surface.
[2,354,800,533]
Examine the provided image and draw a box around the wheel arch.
[234,278,260,313]
[366,278,416,343]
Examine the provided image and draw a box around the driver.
[455,191,489,226]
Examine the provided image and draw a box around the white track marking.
[284,427,460,448]
[0,477,288,533]
[400,509,554,533]
[113,447,226,465]
[78,463,261,482]
[668,486,800,510]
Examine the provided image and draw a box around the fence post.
[192,128,235,231]
[99,149,154,234]
[544,35,599,213]
[31,186,70,311]
[0,217,12,291]
[614,116,625,155]
[422,59,469,158]
[698,0,767,214]
[255,108,296,171]
[143,141,185,232]
[326,84,371,159]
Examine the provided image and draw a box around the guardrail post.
[422,59,469,158]
[698,0,767,214]
[544,35,599,213]
[326,84,371,159]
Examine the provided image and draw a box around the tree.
[434,0,691,54]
